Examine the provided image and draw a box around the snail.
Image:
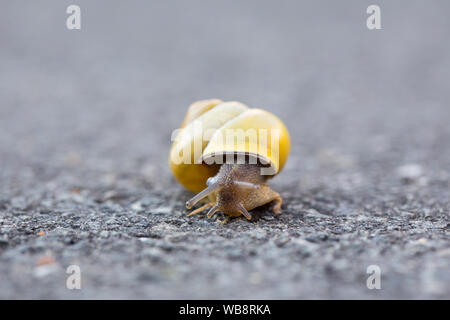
[169,99,290,223]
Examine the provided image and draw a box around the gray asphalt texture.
[0,1,449,299]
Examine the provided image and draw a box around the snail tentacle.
[206,205,220,219]
[185,183,221,209]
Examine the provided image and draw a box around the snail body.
[169,99,290,221]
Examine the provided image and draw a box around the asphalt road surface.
[0,1,449,299]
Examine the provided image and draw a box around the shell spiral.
[169,99,291,193]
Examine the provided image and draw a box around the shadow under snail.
[169,99,291,223]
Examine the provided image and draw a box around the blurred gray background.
[0,1,449,299]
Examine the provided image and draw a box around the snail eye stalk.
[185,183,221,209]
